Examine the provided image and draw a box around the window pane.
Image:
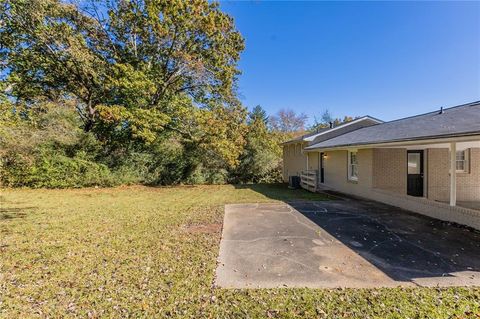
[408,153,421,174]
[352,164,358,178]
[350,152,357,165]
[348,151,359,180]
[456,160,465,171]
[456,151,465,161]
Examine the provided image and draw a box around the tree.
[233,108,281,183]
[0,97,117,188]
[249,105,268,125]
[1,0,245,137]
[337,115,354,125]
[320,109,333,125]
[1,0,249,183]
[269,108,308,133]
[310,109,356,131]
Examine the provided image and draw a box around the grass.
[0,184,478,318]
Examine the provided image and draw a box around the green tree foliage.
[0,96,249,187]
[1,0,244,133]
[0,99,117,187]
[319,109,334,126]
[232,107,282,183]
[0,0,286,187]
[249,105,268,125]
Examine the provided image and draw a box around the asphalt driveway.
[215,199,480,288]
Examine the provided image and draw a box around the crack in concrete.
[283,206,324,234]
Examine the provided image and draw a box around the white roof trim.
[302,116,383,142]
[304,133,480,152]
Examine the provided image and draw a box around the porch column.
[450,142,457,206]
[319,151,321,170]
[306,151,309,171]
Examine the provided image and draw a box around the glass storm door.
[319,152,325,183]
[407,150,424,197]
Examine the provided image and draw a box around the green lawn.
[1,184,478,318]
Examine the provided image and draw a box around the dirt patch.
[182,223,222,234]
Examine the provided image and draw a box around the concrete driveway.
[215,199,480,288]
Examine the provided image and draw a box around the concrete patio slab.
[215,200,480,288]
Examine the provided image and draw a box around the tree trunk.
[84,118,94,132]
[84,100,96,132]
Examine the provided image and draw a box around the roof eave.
[304,131,480,151]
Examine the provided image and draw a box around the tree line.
[0,0,353,188]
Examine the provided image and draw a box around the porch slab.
[215,200,480,288]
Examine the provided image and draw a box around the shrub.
[0,150,117,188]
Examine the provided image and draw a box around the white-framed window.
[456,149,468,173]
[348,151,358,181]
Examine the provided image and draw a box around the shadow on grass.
[0,207,36,220]
[234,183,332,202]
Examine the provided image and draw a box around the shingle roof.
[305,101,480,150]
[282,116,383,145]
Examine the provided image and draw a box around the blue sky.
[219,1,480,124]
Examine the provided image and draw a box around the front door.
[319,152,325,183]
[407,150,424,197]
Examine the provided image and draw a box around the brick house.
[282,101,480,230]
